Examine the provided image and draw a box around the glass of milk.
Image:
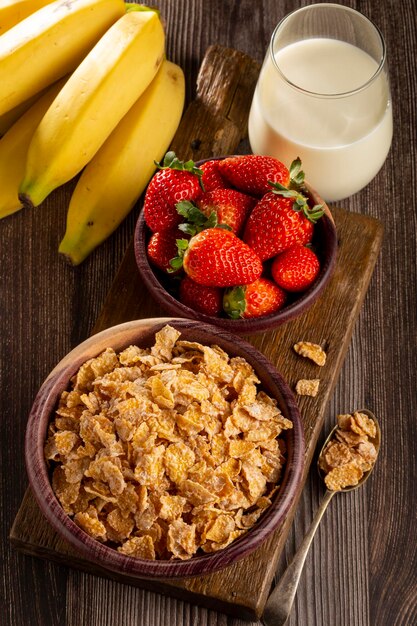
[248,3,393,202]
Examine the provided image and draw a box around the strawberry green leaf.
[270,181,306,208]
[268,181,296,197]
[178,223,197,235]
[268,157,305,193]
[295,197,306,209]
[161,151,180,168]
[176,201,219,235]
[155,151,204,189]
[205,211,219,228]
[223,286,247,319]
[176,238,189,252]
[305,204,325,223]
[289,157,305,188]
[269,180,323,223]
[176,201,208,225]
[168,257,184,272]
[168,238,189,273]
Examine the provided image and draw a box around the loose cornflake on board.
[293,341,327,366]
[45,325,292,560]
[319,410,378,491]
[295,379,320,397]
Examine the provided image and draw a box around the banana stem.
[18,192,35,211]
[124,3,159,17]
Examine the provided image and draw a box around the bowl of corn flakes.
[25,318,304,578]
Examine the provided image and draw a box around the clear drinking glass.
[248,3,393,202]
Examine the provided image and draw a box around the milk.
[248,38,393,201]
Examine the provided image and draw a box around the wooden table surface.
[1,1,416,625]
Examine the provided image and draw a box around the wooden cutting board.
[10,45,383,621]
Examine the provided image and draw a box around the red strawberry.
[271,245,320,292]
[147,229,186,273]
[196,188,256,234]
[200,159,228,191]
[218,154,290,197]
[223,278,286,319]
[243,191,323,261]
[175,227,262,287]
[144,152,203,232]
[179,276,222,316]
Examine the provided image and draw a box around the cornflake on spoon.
[319,411,378,491]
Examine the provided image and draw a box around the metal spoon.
[262,409,381,626]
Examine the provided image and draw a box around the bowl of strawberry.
[134,152,337,334]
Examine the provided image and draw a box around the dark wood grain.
[2,1,417,625]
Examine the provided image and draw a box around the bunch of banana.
[0,0,125,114]
[0,1,186,263]
[19,8,165,208]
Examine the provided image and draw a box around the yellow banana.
[0,79,67,219]
[0,89,48,136]
[0,0,125,116]
[58,60,184,264]
[0,0,56,35]
[19,9,165,209]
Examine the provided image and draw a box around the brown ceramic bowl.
[134,157,337,335]
[25,317,304,579]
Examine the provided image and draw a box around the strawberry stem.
[176,200,216,230]
[175,200,231,236]
[267,157,323,223]
[223,286,247,319]
[305,204,325,223]
[168,238,189,273]
[155,151,205,190]
[269,181,324,223]
[289,157,305,189]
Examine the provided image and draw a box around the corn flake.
[164,442,195,484]
[118,535,156,559]
[167,519,197,559]
[205,514,235,543]
[295,378,320,397]
[74,509,107,540]
[324,462,363,491]
[293,341,327,366]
